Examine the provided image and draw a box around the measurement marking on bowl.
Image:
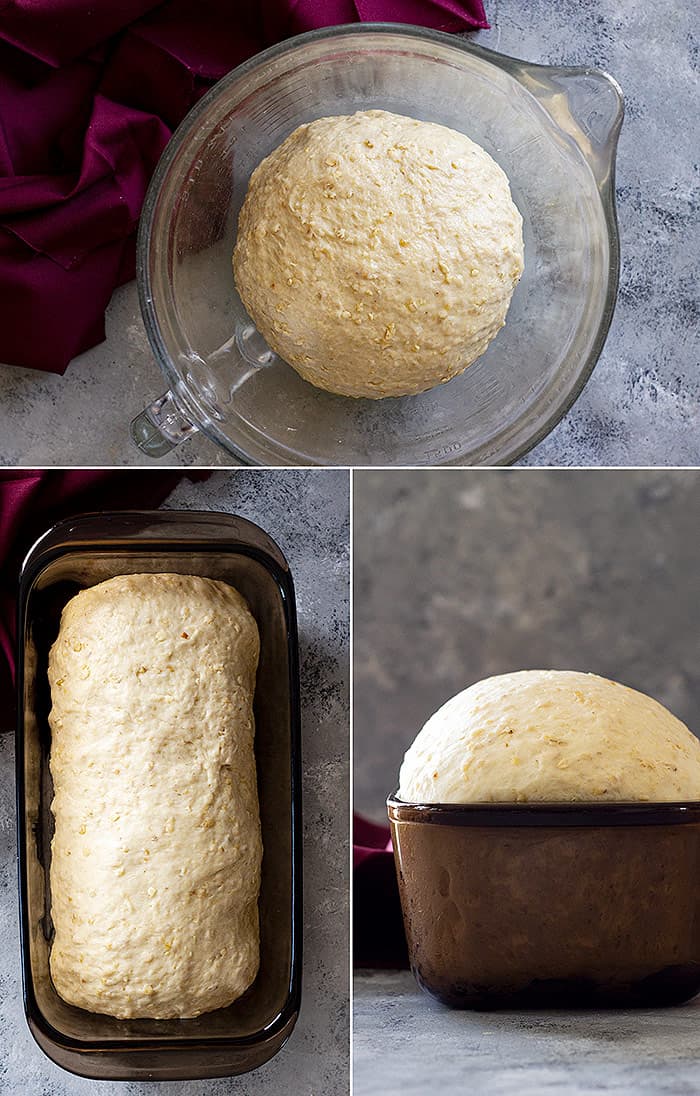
[424,441,465,461]
[506,134,542,156]
[577,99,612,144]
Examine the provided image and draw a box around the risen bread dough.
[47,573,261,1020]
[398,670,700,804]
[233,109,523,398]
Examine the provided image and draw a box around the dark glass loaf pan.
[388,796,700,1009]
[16,511,302,1079]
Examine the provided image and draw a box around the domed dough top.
[398,670,700,803]
[233,110,524,398]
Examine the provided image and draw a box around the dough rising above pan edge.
[399,670,700,804]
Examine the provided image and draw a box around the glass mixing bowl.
[131,24,623,466]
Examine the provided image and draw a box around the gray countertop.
[354,970,700,1095]
[0,0,696,467]
[0,470,350,1095]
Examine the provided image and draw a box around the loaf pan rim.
[387,793,700,827]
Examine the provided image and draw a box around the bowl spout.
[519,63,624,192]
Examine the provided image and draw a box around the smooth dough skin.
[233,109,524,398]
[47,573,262,1020]
[398,670,700,804]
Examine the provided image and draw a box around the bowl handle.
[518,65,624,191]
[130,390,198,457]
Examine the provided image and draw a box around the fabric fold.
[0,0,488,373]
[354,813,410,968]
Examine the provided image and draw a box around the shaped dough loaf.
[233,109,523,398]
[398,670,700,804]
[48,573,261,1019]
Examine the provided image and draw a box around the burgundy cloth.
[0,0,488,374]
[354,813,409,968]
[0,469,206,733]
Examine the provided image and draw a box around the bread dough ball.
[233,109,523,398]
[48,573,262,1019]
[398,670,700,803]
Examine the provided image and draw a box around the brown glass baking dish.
[388,796,700,1009]
[16,511,302,1079]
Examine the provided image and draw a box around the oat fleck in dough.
[233,109,524,398]
[47,573,261,1020]
[399,670,700,803]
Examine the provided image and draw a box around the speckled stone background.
[0,0,697,466]
[0,469,350,1094]
[355,970,700,1096]
[354,468,700,820]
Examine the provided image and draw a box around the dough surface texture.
[398,670,700,803]
[233,109,524,398]
[48,573,261,1020]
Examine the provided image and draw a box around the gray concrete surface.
[354,970,700,1096]
[0,469,350,1094]
[0,0,697,467]
[354,468,700,821]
